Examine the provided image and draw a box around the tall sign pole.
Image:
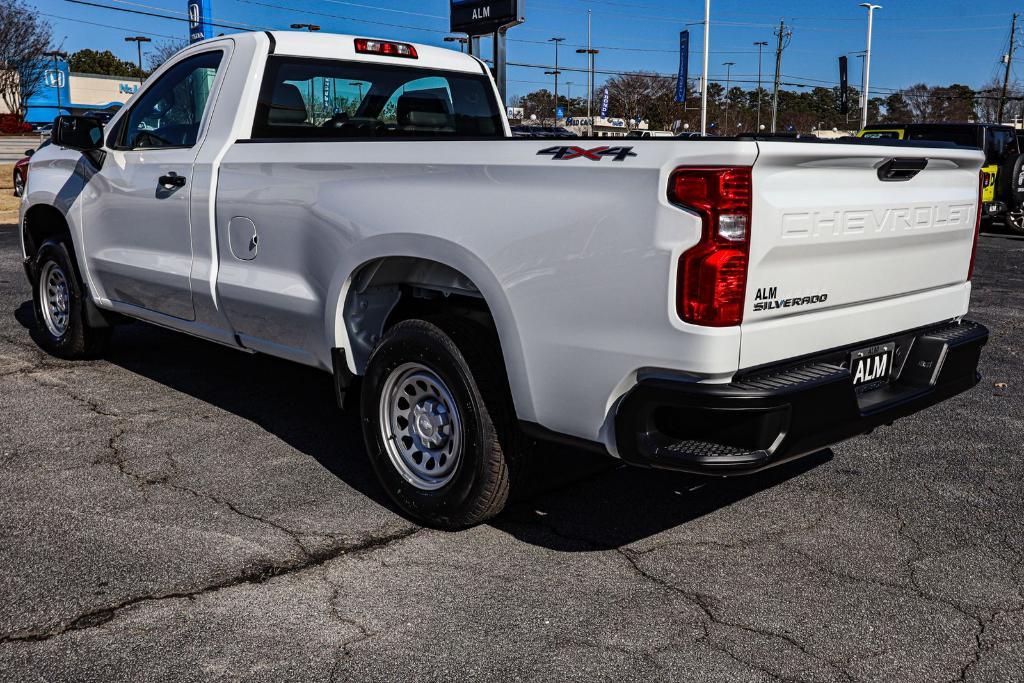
[450,1,524,104]
[700,0,710,136]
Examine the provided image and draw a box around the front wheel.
[1006,208,1024,235]
[12,169,24,197]
[361,318,519,529]
[30,239,110,359]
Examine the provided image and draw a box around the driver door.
[82,50,224,321]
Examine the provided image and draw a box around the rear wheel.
[30,239,110,359]
[361,318,519,529]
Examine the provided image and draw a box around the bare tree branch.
[0,0,54,121]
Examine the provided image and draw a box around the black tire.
[1006,209,1024,235]
[30,238,111,359]
[360,318,519,529]
[12,169,24,197]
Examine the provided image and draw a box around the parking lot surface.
[0,225,1022,682]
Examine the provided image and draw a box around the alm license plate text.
[850,342,895,391]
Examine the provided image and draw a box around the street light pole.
[549,37,565,122]
[701,0,710,136]
[124,36,151,74]
[722,61,735,130]
[859,3,881,130]
[754,41,768,131]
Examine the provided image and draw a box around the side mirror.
[52,116,104,152]
[24,149,33,157]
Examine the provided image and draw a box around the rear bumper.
[614,320,988,475]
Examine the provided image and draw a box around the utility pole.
[754,41,768,131]
[701,0,710,136]
[771,19,789,133]
[722,61,735,130]
[124,36,151,74]
[549,37,565,122]
[999,12,1019,124]
[859,3,881,130]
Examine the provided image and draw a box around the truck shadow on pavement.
[15,301,831,550]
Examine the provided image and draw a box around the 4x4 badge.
[537,146,638,162]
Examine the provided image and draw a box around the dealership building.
[21,60,142,124]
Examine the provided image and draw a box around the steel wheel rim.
[39,261,70,338]
[379,362,463,491]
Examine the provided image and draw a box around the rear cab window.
[252,56,504,139]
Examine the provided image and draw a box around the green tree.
[882,93,912,122]
[68,48,143,78]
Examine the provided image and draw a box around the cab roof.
[264,31,487,75]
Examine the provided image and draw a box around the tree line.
[510,72,1020,133]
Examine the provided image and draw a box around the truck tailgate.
[740,141,982,369]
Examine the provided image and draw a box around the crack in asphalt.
[501,514,854,682]
[320,569,380,683]
[616,545,857,683]
[0,328,430,652]
[0,525,422,646]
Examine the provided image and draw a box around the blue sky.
[32,0,1022,100]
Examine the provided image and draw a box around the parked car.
[11,140,47,197]
[626,130,675,139]
[859,122,1024,233]
[23,32,989,528]
[12,154,29,197]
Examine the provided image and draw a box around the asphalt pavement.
[0,224,1022,682]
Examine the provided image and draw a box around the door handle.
[158,172,187,188]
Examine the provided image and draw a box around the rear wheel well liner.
[342,256,496,375]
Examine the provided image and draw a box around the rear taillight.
[968,168,984,280]
[354,38,418,59]
[669,167,752,327]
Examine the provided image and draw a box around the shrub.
[0,114,34,135]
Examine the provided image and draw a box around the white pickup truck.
[20,31,989,528]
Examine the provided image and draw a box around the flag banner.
[675,31,690,103]
[839,55,849,114]
[600,88,610,117]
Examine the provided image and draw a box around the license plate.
[850,342,895,391]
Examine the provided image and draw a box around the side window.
[252,57,504,140]
[121,51,223,150]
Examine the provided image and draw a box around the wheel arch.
[22,203,76,279]
[329,236,536,424]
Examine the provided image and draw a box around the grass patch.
[0,163,20,217]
